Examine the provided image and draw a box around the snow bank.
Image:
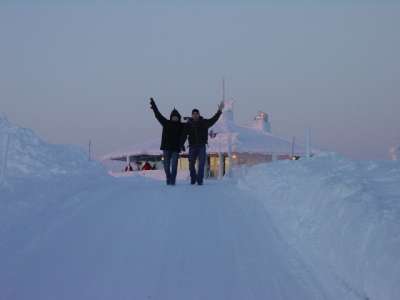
[0,115,108,246]
[0,114,104,179]
[238,152,400,300]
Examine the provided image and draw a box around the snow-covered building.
[102,100,307,178]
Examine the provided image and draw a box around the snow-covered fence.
[0,133,10,184]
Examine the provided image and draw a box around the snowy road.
[0,178,328,300]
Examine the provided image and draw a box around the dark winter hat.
[192,108,200,115]
[170,108,181,121]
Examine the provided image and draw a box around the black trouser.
[163,150,179,185]
[188,145,206,184]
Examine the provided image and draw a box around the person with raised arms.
[150,97,184,185]
[180,101,224,185]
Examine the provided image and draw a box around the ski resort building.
[101,101,308,178]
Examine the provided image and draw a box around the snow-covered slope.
[239,153,400,300]
[0,114,103,179]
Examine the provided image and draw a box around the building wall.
[233,153,273,166]
[177,152,293,178]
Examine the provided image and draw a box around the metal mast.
[222,77,226,101]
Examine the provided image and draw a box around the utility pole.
[222,77,233,177]
[88,140,92,161]
[306,128,311,159]
[291,136,296,159]
[222,77,226,102]
[0,133,10,184]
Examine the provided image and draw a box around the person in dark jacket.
[150,97,184,185]
[180,101,224,185]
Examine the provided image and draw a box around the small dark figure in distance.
[124,163,133,172]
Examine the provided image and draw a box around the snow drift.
[0,114,108,268]
[238,153,400,300]
[0,114,103,179]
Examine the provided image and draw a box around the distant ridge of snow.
[239,152,400,300]
[0,114,104,178]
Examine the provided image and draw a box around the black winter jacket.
[152,106,184,152]
[180,110,222,147]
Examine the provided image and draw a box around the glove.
[150,98,156,110]
[217,100,224,112]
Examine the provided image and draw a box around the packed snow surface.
[1,116,399,300]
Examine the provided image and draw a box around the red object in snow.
[142,162,152,171]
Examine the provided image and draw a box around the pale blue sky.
[1,1,399,159]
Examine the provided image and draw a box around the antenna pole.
[88,140,92,161]
[0,133,10,185]
[306,128,311,158]
[291,136,296,158]
[222,77,226,101]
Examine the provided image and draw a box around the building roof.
[102,138,162,161]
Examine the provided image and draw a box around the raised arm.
[150,98,168,126]
[205,101,224,128]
